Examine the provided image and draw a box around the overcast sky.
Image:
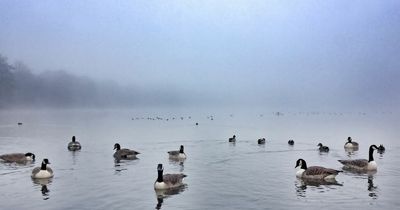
[1,0,399,110]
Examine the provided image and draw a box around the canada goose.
[338,145,379,171]
[344,137,359,148]
[317,143,329,152]
[168,145,186,159]
[154,164,186,190]
[0,152,35,164]
[31,159,54,179]
[228,135,236,142]
[258,138,266,144]
[288,140,294,145]
[113,143,140,159]
[295,159,342,180]
[67,136,81,151]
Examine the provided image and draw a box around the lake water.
[0,109,399,209]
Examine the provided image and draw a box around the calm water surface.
[0,109,399,209]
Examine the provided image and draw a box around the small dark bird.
[258,138,266,144]
[317,143,329,152]
[228,135,236,143]
[288,140,294,145]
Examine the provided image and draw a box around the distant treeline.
[0,54,181,108]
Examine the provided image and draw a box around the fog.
[1,1,399,111]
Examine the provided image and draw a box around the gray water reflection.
[368,175,378,199]
[345,147,359,157]
[295,178,343,198]
[155,185,187,209]
[114,158,139,174]
[32,178,52,200]
[168,159,185,172]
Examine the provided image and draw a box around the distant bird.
[288,140,294,145]
[31,159,54,179]
[295,159,342,180]
[168,145,187,160]
[317,143,329,152]
[154,164,186,190]
[229,135,236,143]
[67,136,82,151]
[17,122,23,125]
[113,143,140,159]
[344,137,359,148]
[338,145,379,171]
[377,144,385,153]
[195,122,198,126]
[0,152,35,164]
[258,138,266,144]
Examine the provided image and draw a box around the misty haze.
[1,1,399,210]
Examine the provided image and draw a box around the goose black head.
[378,144,385,150]
[25,152,35,160]
[114,143,121,150]
[72,136,76,142]
[347,137,352,143]
[157,164,164,171]
[317,143,323,147]
[42,159,50,164]
[295,159,307,169]
[179,145,184,153]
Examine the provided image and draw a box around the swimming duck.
[338,144,379,171]
[344,137,359,148]
[228,135,236,143]
[317,143,329,152]
[31,159,54,179]
[258,138,266,144]
[295,159,342,180]
[0,152,35,164]
[154,164,186,190]
[288,140,294,145]
[67,136,82,151]
[168,145,186,159]
[113,143,140,159]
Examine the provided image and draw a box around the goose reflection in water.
[345,147,359,157]
[114,156,139,164]
[32,178,52,200]
[295,178,343,198]
[368,175,379,199]
[155,185,187,209]
[168,159,185,172]
[114,157,139,174]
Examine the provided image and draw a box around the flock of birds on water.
[0,119,388,204]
